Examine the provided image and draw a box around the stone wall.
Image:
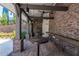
[0,24,16,32]
[50,4,79,40]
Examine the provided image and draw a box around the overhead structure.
[20,4,68,11]
[30,16,54,20]
[15,3,69,21]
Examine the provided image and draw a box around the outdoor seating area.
[0,3,79,56]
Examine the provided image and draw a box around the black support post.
[19,8,24,52]
[37,43,40,56]
[31,21,34,37]
[19,8,22,52]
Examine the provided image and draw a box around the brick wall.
[50,4,79,40]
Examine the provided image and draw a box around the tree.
[0,16,2,24]
[12,15,16,24]
[0,14,8,25]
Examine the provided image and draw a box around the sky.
[0,5,3,17]
[0,5,14,20]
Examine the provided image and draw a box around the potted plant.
[20,31,27,52]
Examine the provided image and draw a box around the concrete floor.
[10,39,69,56]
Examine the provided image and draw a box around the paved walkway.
[10,39,69,56]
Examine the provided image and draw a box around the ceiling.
[19,3,68,18]
[0,3,69,20]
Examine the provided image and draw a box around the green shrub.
[0,30,16,39]
[12,15,16,24]
[0,14,8,25]
[21,31,27,40]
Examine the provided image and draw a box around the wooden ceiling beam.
[20,4,68,11]
[30,16,54,20]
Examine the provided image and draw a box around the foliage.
[21,31,27,40]
[0,30,16,39]
[0,14,16,25]
[12,15,16,24]
[0,14,8,25]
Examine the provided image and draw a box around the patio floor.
[10,39,69,56]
